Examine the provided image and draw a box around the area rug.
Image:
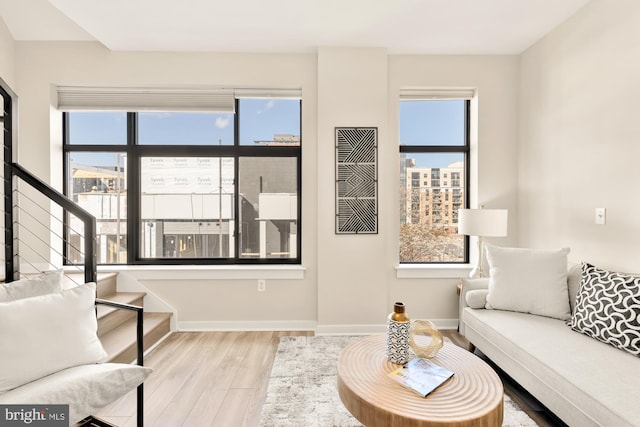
[259,336,538,427]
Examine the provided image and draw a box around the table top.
[337,335,504,427]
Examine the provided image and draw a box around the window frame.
[63,99,302,266]
[398,98,471,264]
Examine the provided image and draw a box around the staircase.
[66,272,172,363]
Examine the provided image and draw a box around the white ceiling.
[0,0,591,54]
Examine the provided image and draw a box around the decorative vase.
[387,302,410,364]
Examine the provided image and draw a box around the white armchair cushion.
[0,282,108,394]
[0,269,63,302]
[0,363,152,423]
[485,245,571,320]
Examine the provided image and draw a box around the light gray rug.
[259,336,538,427]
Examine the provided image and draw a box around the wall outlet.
[257,279,266,292]
[595,208,606,225]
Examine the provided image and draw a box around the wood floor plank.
[180,387,230,426]
[142,332,224,426]
[211,388,254,427]
[233,331,276,389]
[95,332,202,419]
[89,329,561,427]
[154,332,239,425]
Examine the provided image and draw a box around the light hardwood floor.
[94,330,565,427]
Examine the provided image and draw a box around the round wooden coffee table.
[337,335,503,427]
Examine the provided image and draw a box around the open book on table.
[388,357,454,397]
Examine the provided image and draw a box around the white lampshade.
[457,209,508,237]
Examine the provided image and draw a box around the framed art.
[335,127,378,234]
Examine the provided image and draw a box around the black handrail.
[95,298,145,427]
[3,85,14,282]
[8,163,97,283]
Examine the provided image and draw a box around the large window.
[64,97,301,265]
[399,98,470,263]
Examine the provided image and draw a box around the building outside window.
[63,95,301,265]
[399,95,470,263]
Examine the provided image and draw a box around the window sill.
[97,264,306,281]
[395,264,473,279]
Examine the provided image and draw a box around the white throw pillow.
[465,289,489,309]
[0,282,108,393]
[485,245,571,320]
[0,363,153,423]
[0,269,63,302]
[566,262,582,314]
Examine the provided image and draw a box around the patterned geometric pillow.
[568,263,640,356]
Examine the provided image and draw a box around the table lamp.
[457,207,508,278]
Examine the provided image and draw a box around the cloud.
[257,99,276,114]
[215,116,231,128]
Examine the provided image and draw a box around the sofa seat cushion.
[463,307,640,427]
[0,363,152,423]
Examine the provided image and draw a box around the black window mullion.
[127,112,137,264]
[399,146,469,154]
[62,112,69,266]
[464,100,471,263]
[296,100,302,264]
[234,98,240,262]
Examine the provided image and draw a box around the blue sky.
[68,99,300,148]
[68,98,463,169]
[399,100,465,169]
[68,99,299,167]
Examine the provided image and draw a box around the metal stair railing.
[4,162,96,284]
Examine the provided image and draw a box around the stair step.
[100,312,172,363]
[61,272,119,297]
[97,292,147,337]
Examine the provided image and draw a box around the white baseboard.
[315,324,386,336]
[431,319,460,330]
[177,319,459,333]
[314,319,459,336]
[178,320,317,332]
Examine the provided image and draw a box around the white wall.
[10,40,520,331]
[316,47,390,334]
[315,51,519,333]
[14,42,319,327]
[385,55,519,327]
[0,17,15,90]
[519,0,640,273]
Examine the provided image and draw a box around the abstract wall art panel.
[335,127,378,234]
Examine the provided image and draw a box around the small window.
[238,157,298,259]
[138,112,234,145]
[399,98,470,264]
[239,99,301,146]
[67,112,127,145]
[66,151,127,264]
[139,157,234,259]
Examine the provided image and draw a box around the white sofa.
[0,271,152,426]
[459,264,640,427]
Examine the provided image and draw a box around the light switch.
[595,208,606,225]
